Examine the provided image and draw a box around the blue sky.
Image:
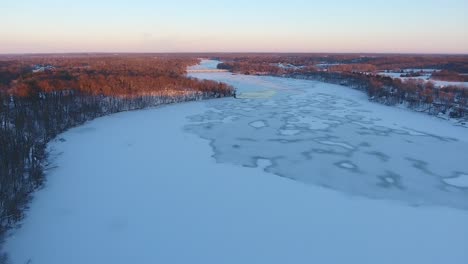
[1,0,467,53]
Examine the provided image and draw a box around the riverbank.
[0,56,235,244]
[285,73,468,128]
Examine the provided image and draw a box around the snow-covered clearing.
[3,60,468,264]
[377,71,468,88]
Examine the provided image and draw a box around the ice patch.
[336,161,357,170]
[249,120,267,129]
[279,129,301,136]
[317,140,355,150]
[222,116,239,123]
[384,177,395,183]
[256,158,273,170]
[237,90,276,99]
[443,174,468,188]
[290,116,330,130]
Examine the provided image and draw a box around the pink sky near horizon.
[1,0,467,54]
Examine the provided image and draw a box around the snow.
[430,80,468,88]
[279,129,300,136]
[336,161,357,170]
[377,71,468,88]
[443,173,468,188]
[3,60,468,264]
[315,63,343,69]
[317,140,355,150]
[277,63,302,70]
[237,90,276,99]
[189,61,468,209]
[248,120,267,128]
[189,58,219,70]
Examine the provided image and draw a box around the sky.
[1,0,467,54]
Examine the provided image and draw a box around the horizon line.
[1,51,468,56]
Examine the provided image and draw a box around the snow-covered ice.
[443,173,468,188]
[3,60,468,264]
[188,61,468,210]
[248,120,267,128]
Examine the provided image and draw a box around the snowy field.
[377,71,468,88]
[3,60,468,264]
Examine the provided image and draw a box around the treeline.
[217,59,468,118]
[215,53,468,72]
[328,64,378,73]
[217,62,287,75]
[1,55,233,97]
[0,55,234,236]
[431,70,468,82]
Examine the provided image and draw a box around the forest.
[0,54,234,237]
[216,54,468,118]
[214,53,468,72]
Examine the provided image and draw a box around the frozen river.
[3,60,468,264]
[188,60,468,210]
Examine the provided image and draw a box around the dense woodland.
[431,70,468,82]
[217,54,468,118]
[0,54,234,237]
[215,53,468,72]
